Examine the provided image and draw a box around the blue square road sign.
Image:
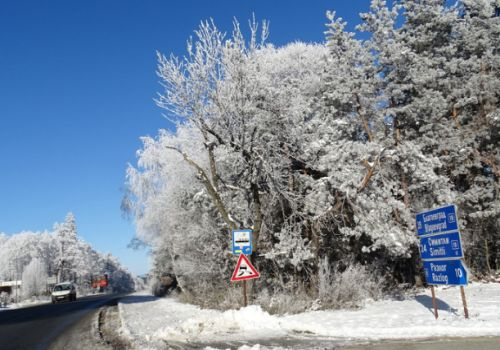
[232,229,253,255]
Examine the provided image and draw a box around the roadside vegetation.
[124,0,500,312]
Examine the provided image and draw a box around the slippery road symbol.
[237,265,248,277]
[231,254,260,282]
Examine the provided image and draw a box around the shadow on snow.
[414,295,459,315]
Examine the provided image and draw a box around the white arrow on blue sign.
[416,204,459,236]
[419,231,463,261]
[422,260,468,286]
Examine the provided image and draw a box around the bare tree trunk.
[358,150,385,193]
[165,146,237,229]
[354,93,374,142]
[358,159,378,192]
[200,124,221,191]
[402,172,410,209]
[251,183,262,247]
[394,116,411,207]
[452,106,461,129]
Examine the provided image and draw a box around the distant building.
[0,280,21,295]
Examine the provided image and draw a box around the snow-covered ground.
[0,291,101,311]
[0,296,50,311]
[118,283,500,349]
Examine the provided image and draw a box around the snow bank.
[118,283,500,348]
[0,297,50,311]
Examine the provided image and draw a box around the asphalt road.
[2,295,498,350]
[0,294,122,350]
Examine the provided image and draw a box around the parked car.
[51,282,77,303]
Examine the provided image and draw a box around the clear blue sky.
[0,0,371,275]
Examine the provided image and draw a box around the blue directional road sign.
[416,205,458,236]
[232,229,253,255]
[422,260,468,286]
[420,231,463,261]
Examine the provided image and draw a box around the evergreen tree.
[54,212,79,282]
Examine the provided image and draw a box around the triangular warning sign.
[231,254,260,282]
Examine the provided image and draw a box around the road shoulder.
[50,301,132,350]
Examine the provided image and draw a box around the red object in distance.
[91,275,109,288]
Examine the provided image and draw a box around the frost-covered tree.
[127,19,331,300]
[355,0,499,275]
[125,124,228,297]
[295,7,439,287]
[448,0,500,273]
[126,3,499,310]
[0,215,135,299]
[53,212,80,282]
[21,258,48,299]
[0,231,40,281]
[101,253,135,292]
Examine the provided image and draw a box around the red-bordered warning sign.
[230,254,260,282]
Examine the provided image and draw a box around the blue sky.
[0,0,372,275]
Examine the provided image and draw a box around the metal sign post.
[243,280,248,307]
[416,204,469,319]
[460,286,469,319]
[230,254,260,308]
[431,286,438,319]
[231,229,255,308]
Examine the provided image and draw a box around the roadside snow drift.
[118,283,500,348]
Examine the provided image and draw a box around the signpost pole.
[231,253,259,308]
[417,205,470,320]
[431,286,438,319]
[231,230,255,308]
[460,286,469,319]
[243,280,248,307]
